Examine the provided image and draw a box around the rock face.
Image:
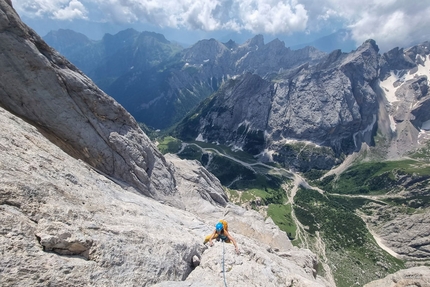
[378,41,430,158]
[364,266,430,287]
[175,40,381,171]
[0,0,177,202]
[0,1,330,286]
[377,212,430,260]
[0,105,206,286]
[175,38,430,171]
[0,100,328,287]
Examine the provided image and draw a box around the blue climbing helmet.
[216,222,223,231]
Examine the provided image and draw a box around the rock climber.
[205,220,240,255]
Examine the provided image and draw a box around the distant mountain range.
[44,28,430,172]
[3,2,430,285]
[44,29,326,129]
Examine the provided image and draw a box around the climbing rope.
[222,241,228,287]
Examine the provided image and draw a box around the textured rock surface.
[0,0,177,202]
[378,42,430,158]
[369,210,430,261]
[0,1,331,286]
[176,38,430,172]
[0,105,203,286]
[364,266,430,287]
[0,104,329,286]
[176,40,381,170]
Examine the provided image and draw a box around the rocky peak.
[243,34,265,49]
[223,39,237,50]
[405,41,430,61]
[102,27,139,42]
[139,30,170,44]
[182,38,229,64]
[379,47,417,80]
[315,49,344,70]
[44,29,92,53]
[265,38,286,50]
[340,39,380,81]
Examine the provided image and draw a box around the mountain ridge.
[0,1,334,286]
[2,0,430,286]
[173,38,430,172]
[44,29,327,129]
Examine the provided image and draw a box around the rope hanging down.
[222,241,228,287]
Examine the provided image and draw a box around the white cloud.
[301,0,430,50]
[52,0,88,20]
[16,0,309,34]
[16,0,88,20]
[239,0,308,34]
[14,0,430,50]
[347,3,430,51]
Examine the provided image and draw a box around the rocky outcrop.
[165,154,228,210]
[0,104,329,286]
[364,266,430,287]
[0,105,206,286]
[378,41,430,158]
[0,1,330,286]
[0,0,177,202]
[369,210,430,261]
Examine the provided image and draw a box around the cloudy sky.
[14,0,430,51]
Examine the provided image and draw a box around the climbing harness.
[222,241,228,287]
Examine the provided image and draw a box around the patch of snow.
[369,229,400,259]
[272,137,322,148]
[264,130,271,140]
[203,59,209,63]
[195,133,206,142]
[255,45,259,51]
[380,56,430,105]
[418,129,430,144]
[238,120,251,130]
[405,55,430,81]
[379,72,400,104]
[231,145,243,152]
[255,148,274,162]
[389,115,397,132]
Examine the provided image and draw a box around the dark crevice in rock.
[35,235,44,251]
